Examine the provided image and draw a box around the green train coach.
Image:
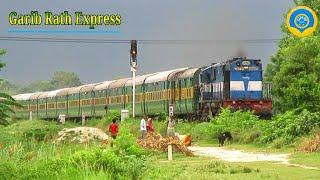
[12,67,201,119]
[12,59,272,120]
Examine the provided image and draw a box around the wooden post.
[168,143,173,161]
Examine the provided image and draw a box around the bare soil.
[188,146,319,170]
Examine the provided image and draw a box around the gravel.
[55,127,108,144]
[188,146,290,162]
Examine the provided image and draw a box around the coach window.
[200,73,204,83]
[205,72,210,83]
[211,69,217,81]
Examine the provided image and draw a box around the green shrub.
[243,130,262,144]
[3,120,65,142]
[173,109,262,143]
[5,147,146,180]
[106,111,121,123]
[211,109,260,131]
[261,110,320,144]
[0,119,146,180]
[210,109,261,143]
[153,112,167,121]
[115,121,147,157]
[69,148,145,179]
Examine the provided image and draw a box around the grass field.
[0,118,319,179]
[143,153,320,180]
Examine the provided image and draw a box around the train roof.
[47,88,69,97]
[67,85,88,94]
[13,93,37,101]
[29,92,44,100]
[38,92,49,99]
[109,78,131,88]
[125,73,156,86]
[80,83,101,93]
[12,94,21,100]
[168,68,200,80]
[94,81,115,91]
[145,68,188,84]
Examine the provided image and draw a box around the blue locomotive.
[199,57,272,118]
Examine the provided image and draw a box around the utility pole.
[130,40,137,118]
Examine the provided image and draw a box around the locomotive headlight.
[242,60,250,66]
[232,101,236,104]
[259,101,263,104]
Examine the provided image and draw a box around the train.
[12,57,272,120]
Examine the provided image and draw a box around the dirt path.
[188,146,319,170]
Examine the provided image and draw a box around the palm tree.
[0,49,21,125]
[0,92,21,125]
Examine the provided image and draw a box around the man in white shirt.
[140,117,147,139]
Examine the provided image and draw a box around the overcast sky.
[0,0,293,85]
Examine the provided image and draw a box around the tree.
[19,80,55,93]
[264,0,320,113]
[0,49,21,125]
[271,37,320,112]
[0,80,21,95]
[16,71,82,93]
[51,70,82,89]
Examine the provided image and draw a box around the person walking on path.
[140,116,147,139]
[108,119,119,147]
[146,117,155,133]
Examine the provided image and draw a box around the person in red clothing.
[109,119,119,139]
[146,117,154,133]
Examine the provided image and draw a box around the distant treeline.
[0,71,82,95]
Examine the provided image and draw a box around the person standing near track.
[108,119,119,147]
[146,117,155,133]
[167,117,175,137]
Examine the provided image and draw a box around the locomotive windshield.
[234,59,261,71]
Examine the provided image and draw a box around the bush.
[243,130,262,144]
[173,109,262,143]
[3,120,65,142]
[0,119,147,180]
[210,109,261,143]
[115,121,147,157]
[0,147,146,180]
[69,148,145,179]
[261,110,320,144]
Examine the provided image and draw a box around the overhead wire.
[0,36,280,44]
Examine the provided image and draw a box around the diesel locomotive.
[12,57,272,120]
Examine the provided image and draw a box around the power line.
[0,36,280,44]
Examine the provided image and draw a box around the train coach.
[12,57,272,120]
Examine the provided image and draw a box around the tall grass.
[175,108,320,148]
[0,119,147,179]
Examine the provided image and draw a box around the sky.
[0,0,293,85]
